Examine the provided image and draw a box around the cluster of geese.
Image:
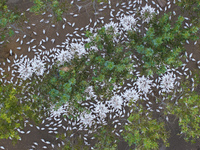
[0,0,199,149]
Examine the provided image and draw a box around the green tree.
[1,0,200,148]
[165,70,200,143]
[33,26,135,116]
[30,0,108,21]
[123,102,169,150]
[0,81,48,142]
[30,10,200,148]
[128,13,198,75]
[176,0,200,27]
[30,0,71,21]
[0,0,20,41]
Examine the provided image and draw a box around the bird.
[76,4,82,12]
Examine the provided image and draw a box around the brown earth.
[1,0,200,150]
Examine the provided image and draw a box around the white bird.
[42,146,47,149]
[116,2,119,7]
[33,31,37,35]
[73,14,79,17]
[10,49,12,55]
[76,4,82,12]
[32,45,36,49]
[40,19,44,22]
[62,24,65,29]
[110,11,114,17]
[98,8,104,12]
[67,22,71,26]
[7,58,11,63]
[42,12,46,15]
[41,45,46,49]
[46,141,50,144]
[51,39,55,43]
[0,146,5,149]
[20,40,23,45]
[16,38,20,42]
[33,142,38,146]
[103,5,107,9]
[63,17,67,22]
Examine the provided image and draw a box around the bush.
[123,102,169,150]
[128,13,198,75]
[0,0,20,41]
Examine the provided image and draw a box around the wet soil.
[1,0,200,150]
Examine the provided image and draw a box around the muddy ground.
[1,0,200,150]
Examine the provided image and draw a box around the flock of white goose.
[0,0,199,149]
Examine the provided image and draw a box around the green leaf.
[69,78,76,85]
[104,61,115,70]
[61,94,70,102]
[153,37,163,47]
[63,83,72,93]
[145,48,154,56]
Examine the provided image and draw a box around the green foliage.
[30,0,45,14]
[0,84,21,141]
[60,132,88,150]
[128,13,199,75]
[166,72,200,143]
[30,0,70,21]
[0,81,46,141]
[93,125,118,149]
[172,94,200,143]
[35,26,135,115]
[31,9,200,148]
[0,1,20,41]
[176,0,200,27]
[123,103,169,150]
[92,0,108,3]
[3,0,197,147]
